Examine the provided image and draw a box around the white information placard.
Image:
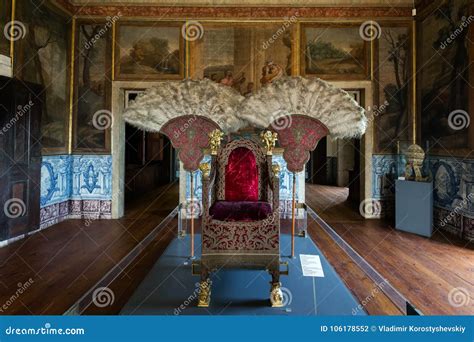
[300,254,325,277]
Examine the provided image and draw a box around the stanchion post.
[291,171,296,258]
[190,171,195,259]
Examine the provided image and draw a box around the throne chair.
[197,130,285,307]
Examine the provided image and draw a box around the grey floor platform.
[120,234,365,316]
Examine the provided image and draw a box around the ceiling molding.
[54,0,413,18]
[68,0,414,7]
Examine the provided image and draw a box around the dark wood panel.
[0,77,43,241]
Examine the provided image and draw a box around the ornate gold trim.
[260,131,278,156]
[68,17,76,154]
[412,18,416,144]
[272,163,281,176]
[10,0,16,69]
[270,282,284,307]
[209,129,224,155]
[199,162,211,179]
[197,279,211,308]
[111,21,116,81]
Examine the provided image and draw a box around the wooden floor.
[305,184,474,315]
[0,181,472,315]
[0,182,179,314]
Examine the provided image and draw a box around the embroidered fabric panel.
[161,115,219,171]
[202,214,279,251]
[272,115,329,172]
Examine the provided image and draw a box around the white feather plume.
[239,76,367,139]
[123,79,246,133]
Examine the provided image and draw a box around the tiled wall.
[372,154,474,241]
[40,155,113,229]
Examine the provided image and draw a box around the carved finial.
[260,130,278,156]
[209,129,224,156]
[272,163,281,177]
[199,162,211,179]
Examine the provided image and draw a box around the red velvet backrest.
[225,147,259,201]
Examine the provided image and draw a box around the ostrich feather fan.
[123,78,246,133]
[239,76,367,139]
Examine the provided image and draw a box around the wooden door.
[308,136,328,184]
[0,77,43,241]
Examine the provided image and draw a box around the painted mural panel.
[0,0,11,56]
[192,22,293,95]
[74,21,111,151]
[374,25,411,153]
[302,25,369,80]
[116,23,183,80]
[419,0,472,153]
[13,0,69,152]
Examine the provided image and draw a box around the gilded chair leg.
[270,282,283,307]
[197,279,211,308]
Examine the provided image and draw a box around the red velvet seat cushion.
[225,147,258,201]
[209,201,272,222]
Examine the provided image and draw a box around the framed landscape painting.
[301,24,369,80]
[115,23,184,80]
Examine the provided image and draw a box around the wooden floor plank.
[305,184,474,315]
[0,183,179,315]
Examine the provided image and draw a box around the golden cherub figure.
[209,129,224,155]
[260,130,278,155]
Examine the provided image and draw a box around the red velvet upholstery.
[225,147,259,201]
[209,201,272,221]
